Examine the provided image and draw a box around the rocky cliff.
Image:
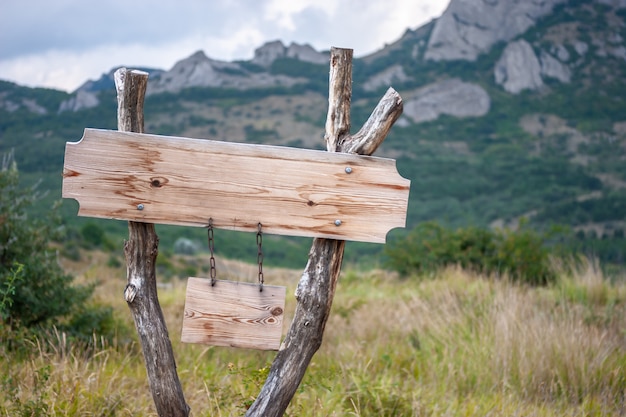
[424,0,568,61]
[10,0,626,117]
[402,78,490,123]
[252,40,327,67]
[148,50,305,94]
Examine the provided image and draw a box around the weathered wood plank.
[62,128,410,243]
[181,278,286,350]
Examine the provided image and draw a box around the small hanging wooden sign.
[181,278,286,350]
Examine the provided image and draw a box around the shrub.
[0,263,24,322]
[386,221,557,285]
[61,241,82,261]
[80,222,106,248]
[0,152,116,342]
[494,223,556,285]
[80,221,115,250]
[385,222,497,276]
[107,254,122,268]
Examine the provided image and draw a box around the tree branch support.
[115,68,190,417]
[245,47,403,417]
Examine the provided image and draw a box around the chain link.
[208,218,216,286]
[257,222,264,292]
[208,219,264,291]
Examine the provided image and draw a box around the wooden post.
[114,68,190,417]
[245,47,403,416]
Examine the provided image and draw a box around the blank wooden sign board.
[62,128,410,350]
[182,278,286,350]
[63,129,410,243]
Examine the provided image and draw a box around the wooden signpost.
[62,47,408,417]
[62,116,409,352]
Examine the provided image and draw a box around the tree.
[0,151,107,335]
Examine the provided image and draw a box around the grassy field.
[2,251,625,416]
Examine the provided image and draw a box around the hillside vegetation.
[2,156,624,415]
[1,0,626,268]
[1,254,625,416]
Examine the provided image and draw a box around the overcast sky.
[0,0,450,93]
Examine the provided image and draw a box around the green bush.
[0,263,24,322]
[0,153,116,342]
[107,254,122,268]
[386,221,557,285]
[81,222,106,248]
[494,224,557,285]
[80,221,115,250]
[59,302,117,344]
[156,251,176,279]
[60,241,81,261]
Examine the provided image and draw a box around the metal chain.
[257,222,264,292]
[207,218,216,286]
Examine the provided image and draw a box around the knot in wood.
[124,284,138,303]
[149,176,168,188]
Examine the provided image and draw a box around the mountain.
[424,0,568,61]
[2,0,626,267]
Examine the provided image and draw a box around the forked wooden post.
[115,69,190,417]
[245,47,403,416]
[89,48,402,417]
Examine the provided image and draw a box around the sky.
[0,0,450,93]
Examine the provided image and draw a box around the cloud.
[263,0,337,31]
[0,1,264,60]
[0,0,449,92]
[0,27,268,91]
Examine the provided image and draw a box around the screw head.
[334,219,342,226]
[137,204,144,210]
[345,167,352,174]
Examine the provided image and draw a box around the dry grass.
[2,253,626,416]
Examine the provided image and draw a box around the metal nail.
[334,219,342,226]
[345,167,352,174]
[137,204,144,210]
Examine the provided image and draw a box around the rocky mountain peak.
[58,90,99,113]
[494,40,544,94]
[402,78,490,124]
[252,40,327,67]
[45,0,626,113]
[425,0,568,61]
[147,49,306,95]
[148,50,234,93]
[252,41,286,67]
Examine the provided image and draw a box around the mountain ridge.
[2,0,626,267]
[6,0,614,113]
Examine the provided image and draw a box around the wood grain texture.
[181,278,286,350]
[62,128,410,243]
[115,68,190,417]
